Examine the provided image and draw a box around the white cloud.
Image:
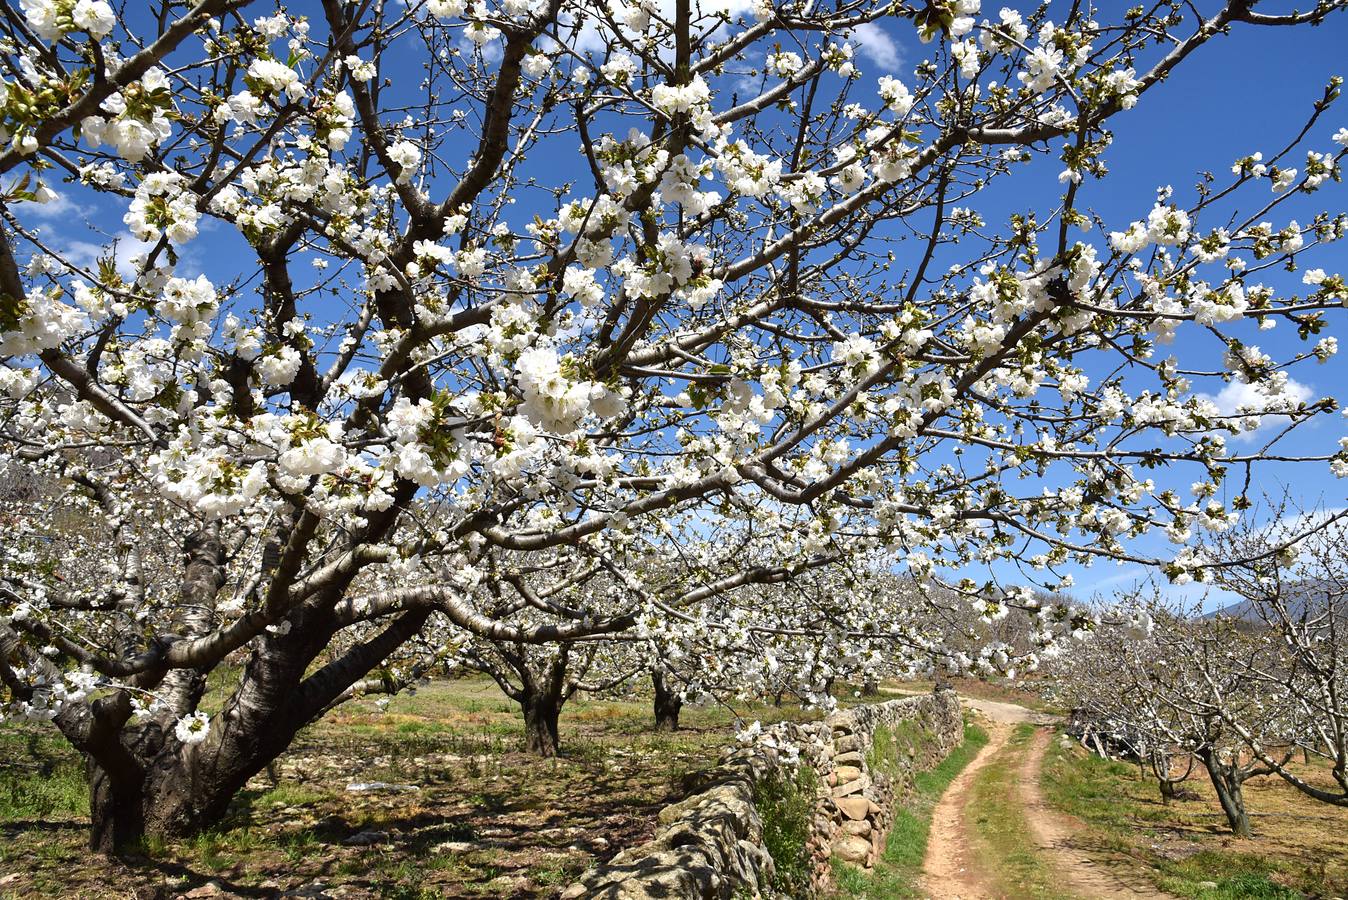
[12,190,77,221]
[1200,377,1313,442]
[1088,566,1147,591]
[58,231,199,281]
[850,22,901,70]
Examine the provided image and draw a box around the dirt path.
[1019,727,1177,900]
[921,719,1010,900]
[920,696,1173,900]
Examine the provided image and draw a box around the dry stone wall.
[562,688,962,899]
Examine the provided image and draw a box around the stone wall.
[563,688,962,899]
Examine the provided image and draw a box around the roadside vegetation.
[833,721,989,898]
[756,765,819,897]
[1042,733,1348,899]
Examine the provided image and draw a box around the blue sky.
[924,9,1348,610]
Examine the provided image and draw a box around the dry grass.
[1043,735,1348,898]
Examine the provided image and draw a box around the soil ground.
[6,681,1341,899]
[1020,728,1176,899]
[0,676,820,899]
[919,696,1163,900]
[920,718,1012,900]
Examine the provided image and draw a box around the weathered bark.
[652,667,682,732]
[1198,747,1252,837]
[522,692,562,757]
[83,707,302,855]
[87,755,226,854]
[488,642,582,757]
[88,757,149,856]
[82,605,433,856]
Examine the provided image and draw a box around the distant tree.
[1050,601,1290,836]
[1200,503,1348,806]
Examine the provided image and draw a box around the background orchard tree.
[1049,598,1297,836]
[2,0,1348,856]
[1198,505,1348,805]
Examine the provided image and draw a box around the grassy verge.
[961,723,1062,899]
[833,721,989,899]
[0,727,87,822]
[1041,732,1345,899]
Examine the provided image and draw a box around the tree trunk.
[862,676,880,697]
[80,609,426,857]
[652,668,682,732]
[86,750,233,856]
[522,693,562,757]
[88,760,149,856]
[1151,751,1175,804]
[1199,748,1251,837]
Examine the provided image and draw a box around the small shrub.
[754,764,817,896]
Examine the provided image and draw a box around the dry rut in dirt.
[921,718,1009,900]
[920,696,1174,900]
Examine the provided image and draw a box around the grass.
[0,728,87,821]
[0,674,826,898]
[964,723,1061,899]
[1041,732,1348,898]
[866,718,935,784]
[834,721,990,899]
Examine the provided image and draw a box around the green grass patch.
[835,721,989,899]
[0,728,87,822]
[1042,733,1317,899]
[965,723,1060,899]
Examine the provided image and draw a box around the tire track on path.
[1018,727,1177,900]
[919,694,1174,899]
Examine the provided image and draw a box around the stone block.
[841,819,872,837]
[831,834,871,865]
[831,777,866,798]
[833,734,862,753]
[836,796,870,820]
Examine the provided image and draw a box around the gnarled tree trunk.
[522,690,563,757]
[79,601,432,856]
[652,666,682,731]
[1198,746,1251,837]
